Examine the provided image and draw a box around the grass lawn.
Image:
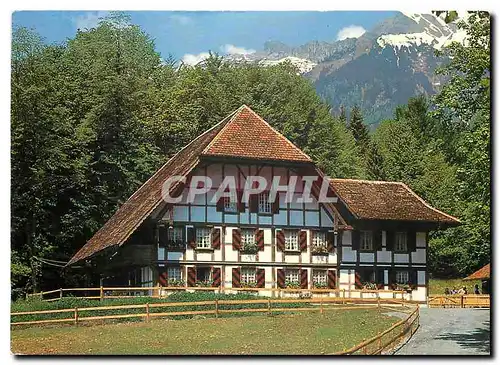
[11,309,398,355]
[429,278,481,295]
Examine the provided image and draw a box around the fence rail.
[333,305,420,355]
[12,296,411,327]
[26,286,412,302]
[427,295,490,308]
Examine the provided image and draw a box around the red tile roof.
[202,105,312,162]
[329,178,460,225]
[464,263,490,281]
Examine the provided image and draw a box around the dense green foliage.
[11,12,490,296]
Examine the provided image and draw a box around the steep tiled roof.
[329,178,460,225]
[464,263,490,281]
[202,106,312,162]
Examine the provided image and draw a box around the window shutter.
[216,196,224,212]
[159,271,168,287]
[408,231,417,252]
[212,267,221,287]
[211,228,221,249]
[410,269,418,289]
[232,267,241,288]
[336,230,343,248]
[300,269,308,289]
[276,230,285,251]
[249,194,258,213]
[299,230,308,252]
[187,227,196,249]
[327,231,335,253]
[232,228,241,250]
[187,267,196,287]
[328,270,337,289]
[377,269,385,289]
[374,231,383,251]
[352,230,360,250]
[272,193,280,214]
[158,226,168,247]
[255,229,264,251]
[277,269,286,288]
[237,190,245,212]
[354,270,363,289]
[256,268,265,288]
[386,231,395,251]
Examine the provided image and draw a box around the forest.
[11,12,490,297]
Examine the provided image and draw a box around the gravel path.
[396,308,490,355]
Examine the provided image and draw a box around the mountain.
[224,12,467,127]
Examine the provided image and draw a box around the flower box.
[311,246,329,255]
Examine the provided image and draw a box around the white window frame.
[168,226,183,242]
[241,229,255,246]
[223,190,238,213]
[167,267,182,281]
[284,230,299,251]
[312,270,327,285]
[394,232,408,252]
[258,192,272,214]
[196,227,211,249]
[360,231,373,251]
[312,231,327,248]
[241,267,256,285]
[285,269,299,283]
[396,270,409,285]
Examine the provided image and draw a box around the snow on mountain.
[377,13,467,51]
[259,57,317,74]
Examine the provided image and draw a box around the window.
[284,230,299,251]
[196,228,211,249]
[313,270,327,285]
[223,190,238,213]
[258,192,272,214]
[285,269,299,283]
[168,227,183,242]
[167,267,182,281]
[396,270,409,285]
[241,268,256,285]
[360,231,373,251]
[196,267,211,282]
[394,232,408,252]
[360,269,376,283]
[241,229,255,246]
[312,231,327,248]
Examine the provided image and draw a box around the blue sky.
[12,11,397,64]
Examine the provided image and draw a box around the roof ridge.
[330,178,404,185]
[201,105,246,155]
[243,105,313,161]
[400,182,461,223]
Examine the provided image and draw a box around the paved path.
[396,308,490,355]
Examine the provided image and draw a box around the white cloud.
[181,52,210,66]
[72,11,108,30]
[221,44,256,55]
[336,25,366,41]
[170,14,192,26]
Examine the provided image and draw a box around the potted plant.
[167,240,186,252]
[285,280,301,290]
[363,282,378,290]
[311,245,329,255]
[195,280,212,287]
[313,282,329,289]
[241,243,258,254]
[167,278,185,287]
[395,284,412,293]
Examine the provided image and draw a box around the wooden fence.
[427,295,490,308]
[12,296,410,327]
[26,286,410,302]
[333,305,420,355]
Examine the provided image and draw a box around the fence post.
[100,286,104,301]
[377,332,382,354]
[267,298,271,314]
[74,307,78,325]
[215,300,219,319]
[377,295,381,311]
[343,289,346,305]
[159,285,162,298]
[145,303,150,323]
[59,288,63,300]
[320,295,324,314]
[460,295,464,308]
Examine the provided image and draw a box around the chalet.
[66,105,460,302]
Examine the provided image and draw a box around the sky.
[12,11,397,65]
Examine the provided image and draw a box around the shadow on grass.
[434,320,490,354]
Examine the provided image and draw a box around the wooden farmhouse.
[67,105,460,302]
